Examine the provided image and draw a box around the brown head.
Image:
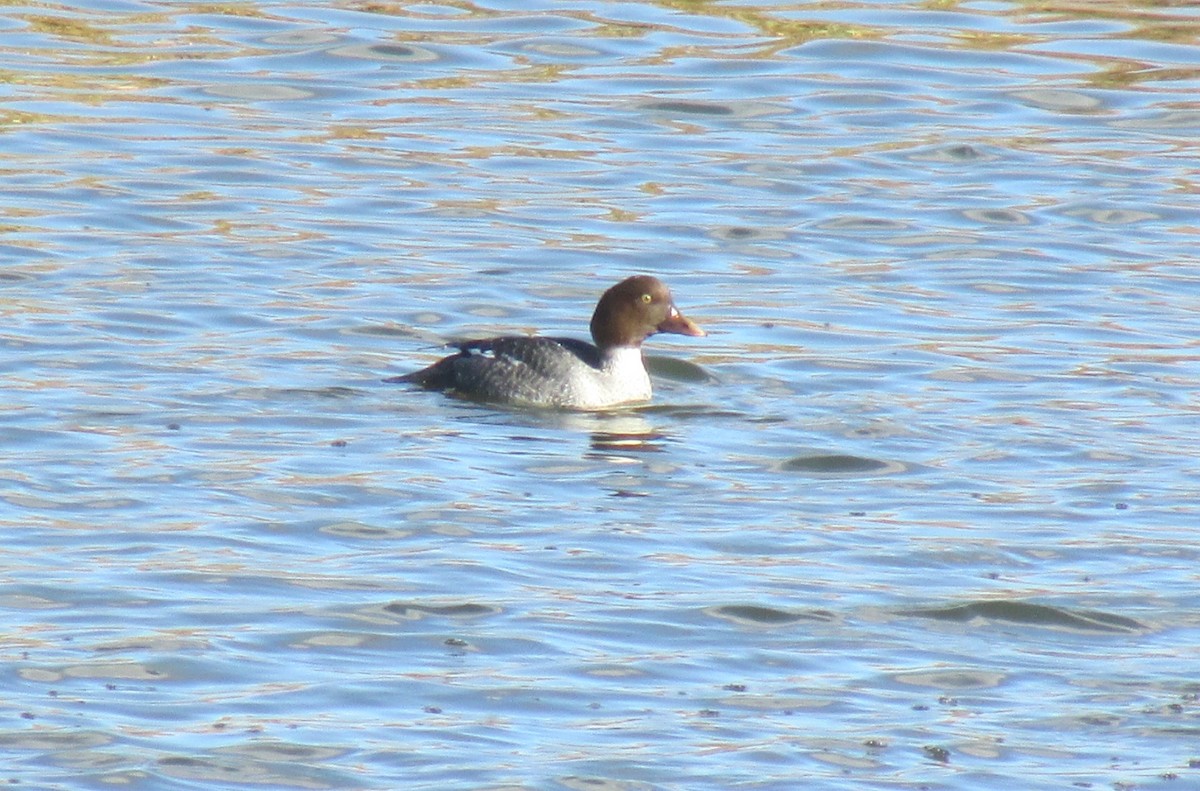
[589,275,705,349]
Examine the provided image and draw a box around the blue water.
[3,1,1199,789]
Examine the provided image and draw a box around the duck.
[387,275,705,409]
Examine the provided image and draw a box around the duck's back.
[398,336,637,408]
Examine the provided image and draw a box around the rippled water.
[3,1,1200,789]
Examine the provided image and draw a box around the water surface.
[2,1,1199,789]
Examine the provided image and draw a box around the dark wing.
[464,336,601,370]
[388,336,600,406]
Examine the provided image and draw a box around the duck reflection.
[586,412,666,455]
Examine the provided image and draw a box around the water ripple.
[2,1,1198,788]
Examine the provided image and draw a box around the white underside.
[575,345,651,408]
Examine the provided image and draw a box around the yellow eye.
[641,293,652,303]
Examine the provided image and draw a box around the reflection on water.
[2,1,1199,789]
[586,412,667,455]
